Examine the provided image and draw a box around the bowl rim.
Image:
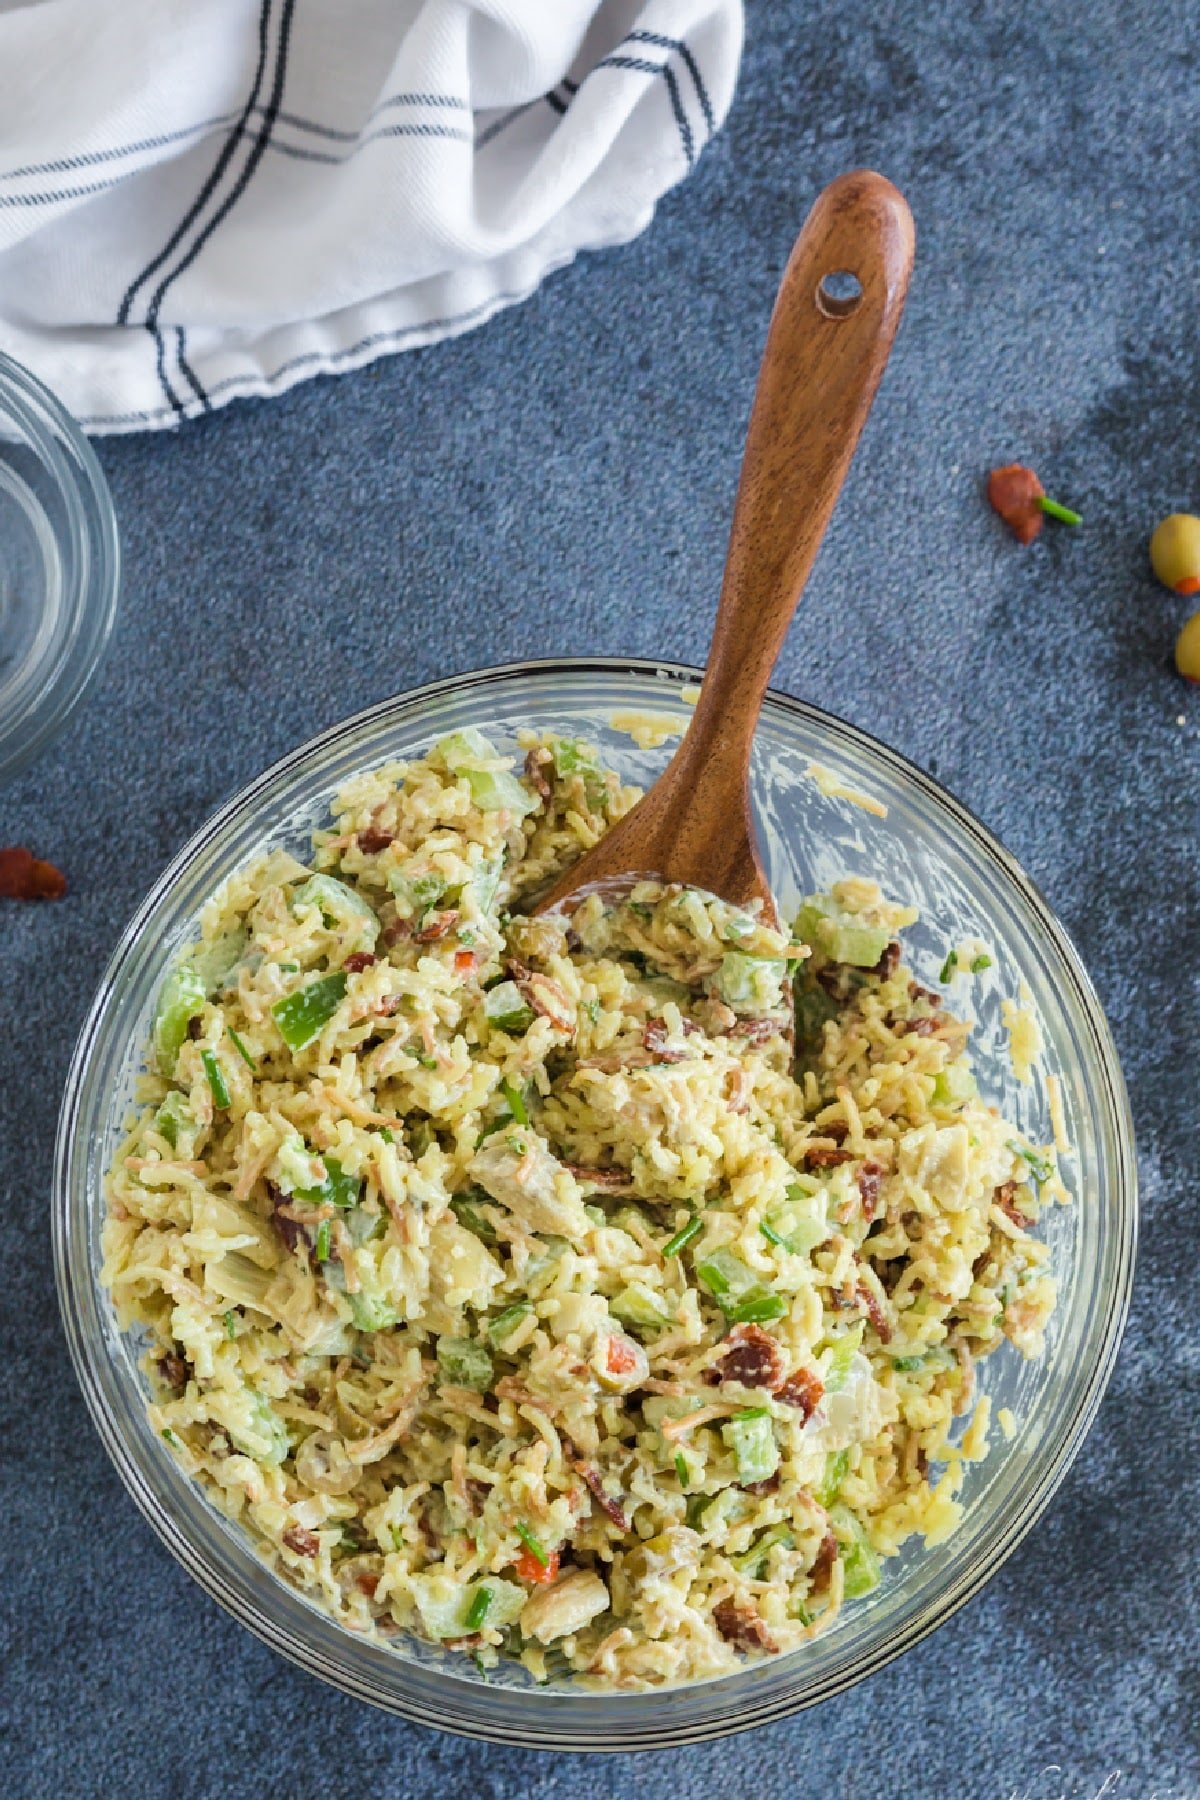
[53,655,1138,1747]
[0,350,121,785]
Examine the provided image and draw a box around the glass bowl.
[53,659,1136,1748]
[0,353,120,784]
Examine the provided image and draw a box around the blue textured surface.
[3,3,1198,1795]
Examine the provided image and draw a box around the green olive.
[1175,611,1200,683]
[1150,513,1200,595]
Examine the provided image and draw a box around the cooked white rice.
[101,728,1059,1688]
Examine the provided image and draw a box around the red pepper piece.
[512,1546,559,1585]
[0,846,67,900]
[987,464,1045,544]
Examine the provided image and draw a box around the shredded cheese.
[609,711,685,750]
[804,761,888,818]
[1001,996,1042,1085]
[1046,1072,1071,1155]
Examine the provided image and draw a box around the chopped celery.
[695,1248,756,1303]
[346,1289,399,1332]
[816,1448,850,1507]
[550,738,608,805]
[200,1048,230,1110]
[450,1194,498,1245]
[271,972,348,1051]
[435,727,498,767]
[484,981,534,1034]
[931,1064,977,1107]
[437,1336,494,1391]
[731,1523,795,1574]
[469,767,539,817]
[824,1323,865,1392]
[663,1215,703,1258]
[1007,1140,1054,1185]
[765,1186,829,1255]
[711,951,786,1010]
[388,868,447,914]
[583,1204,606,1226]
[228,1391,290,1466]
[830,1504,881,1598]
[227,1028,257,1072]
[609,1282,670,1334]
[469,856,503,915]
[794,894,890,968]
[524,1235,569,1294]
[487,1302,532,1347]
[153,963,207,1076]
[152,1090,192,1150]
[295,1154,360,1211]
[721,1412,779,1484]
[192,926,249,995]
[292,875,379,945]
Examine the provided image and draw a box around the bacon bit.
[563,1163,633,1191]
[157,1352,187,1392]
[524,747,553,802]
[712,1596,779,1655]
[454,948,477,976]
[382,917,412,946]
[186,1015,204,1042]
[727,1015,787,1047]
[704,1323,785,1392]
[994,1179,1032,1231]
[742,1471,781,1497]
[0,846,67,901]
[282,1525,320,1557]
[908,981,942,1008]
[801,1144,854,1169]
[512,1547,560,1586]
[725,1067,752,1114]
[872,940,901,979]
[857,1160,885,1221]
[819,1117,850,1143]
[857,1280,893,1343]
[606,1337,640,1377]
[776,1367,824,1421]
[507,957,575,1033]
[642,1018,689,1062]
[356,828,395,854]
[494,1375,541,1409]
[267,1180,309,1258]
[413,909,459,943]
[808,1529,839,1590]
[355,1569,381,1598]
[568,1452,629,1531]
[987,463,1045,544]
[896,1016,942,1038]
[343,951,377,973]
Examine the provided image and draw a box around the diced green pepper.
[467,767,539,817]
[292,875,380,946]
[816,1448,850,1507]
[346,1289,399,1332]
[200,1048,231,1110]
[295,1154,360,1211]
[609,1282,670,1334]
[437,1336,494,1391]
[271,972,348,1051]
[488,1302,532,1347]
[153,963,207,1077]
[484,981,534,1034]
[550,739,608,806]
[794,895,891,968]
[152,1090,192,1150]
[721,1412,779,1484]
[731,1523,795,1575]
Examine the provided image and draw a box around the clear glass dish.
[0,353,120,784]
[53,659,1136,1749]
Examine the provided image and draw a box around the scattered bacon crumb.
[413,909,459,943]
[907,981,942,1008]
[356,828,394,854]
[642,1018,688,1062]
[563,1163,632,1190]
[355,1569,381,1598]
[282,1525,320,1557]
[856,1280,893,1343]
[801,1144,854,1169]
[524,747,553,802]
[0,846,67,901]
[267,1180,309,1258]
[507,957,574,1032]
[704,1323,785,1392]
[343,952,377,973]
[727,1015,787,1047]
[987,463,1045,544]
[994,1179,1032,1231]
[896,1016,941,1038]
[742,1471,781,1497]
[775,1367,824,1421]
[382,917,412,946]
[857,1160,885,1222]
[567,1449,629,1531]
[157,1352,187,1392]
[712,1596,779,1654]
[872,940,901,979]
[808,1528,839,1590]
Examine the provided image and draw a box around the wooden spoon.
[537,169,914,927]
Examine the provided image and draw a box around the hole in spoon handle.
[816,269,864,318]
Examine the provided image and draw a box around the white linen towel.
[0,0,742,434]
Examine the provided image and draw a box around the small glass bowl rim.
[53,655,1137,1748]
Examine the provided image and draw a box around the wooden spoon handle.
[675,169,914,793]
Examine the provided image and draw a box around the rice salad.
[101,728,1061,1689]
